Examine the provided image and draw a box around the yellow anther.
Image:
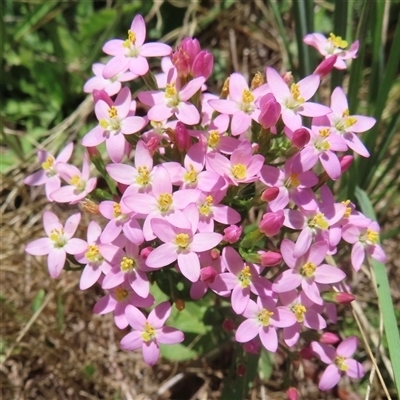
[99,119,109,129]
[319,128,330,138]
[136,166,150,186]
[366,228,379,245]
[309,213,329,230]
[80,199,100,215]
[128,29,136,44]
[115,288,129,302]
[232,163,247,180]
[208,130,220,148]
[206,195,213,204]
[341,200,352,218]
[345,116,357,128]
[290,173,300,187]
[290,83,305,104]
[85,245,103,263]
[141,322,156,342]
[334,356,349,371]
[41,156,54,170]
[175,233,190,249]
[342,109,350,118]
[292,304,307,322]
[158,193,173,212]
[221,77,230,97]
[239,265,252,288]
[301,261,316,278]
[120,256,136,272]
[320,141,331,151]
[251,72,264,90]
[257,309,274,326]
[108,106,118,119]
[199,196,213,216]
[328,33,348,49]
[69,175,86,191]
[49,228,66,248]
[113,203,121,218]
[242,89,255,104]
[165,82,177,98]
[184,164,197,184]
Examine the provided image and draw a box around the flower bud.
[261,187,279,202]
[286,387,299,400]
[210,248,220,260]
[223,225,242,243]
[80,199,100,215]
[140,246,153,260]
[314,55,338,79]
[192,50,214,80]
[175,121,191,151]
[320,332,340,345]
[175,298,185,311]
[292,128,310,149]
[259,210,284,237]
[299,346,314,360]
[180,37,201,65]
[92,89,113,107]
[86,146,100,158]
[258,250,282,267]
[339,155,354,173]
[237,364,246,377]
[243,338,261,354]
[146,137,159,154]
[200,266,217,283]
[322,291,356,304]
[222,319,235,332]
[258,94,281,129]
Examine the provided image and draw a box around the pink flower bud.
[172,49,190,78]
[140,246,153,260]
[243,338,261,354]
[222,319,235,332]
[299,347,314,360]
[281,71,292,84]
[179,37,201,64]
[200,266,217,283]
[258,93,281,129]
[210,248,220,260]
[339,155,354,173]
[251,142,260,152]
[261,187,279,202]
[223,225,242,243]
[286,387,299,400]
[320,332,340,345]
[314,55,338,78]
[292,128,310,148]
[175,121,191,151]
[192,50,214,80]
[92,89,113,107]
[259,210,284,237]
[322,291,355,304]
[146,137,159,154]
[237,364,246,377]
[258,250,282,267]
[86,146,100,157]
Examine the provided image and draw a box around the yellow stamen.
[208,130,220,148]
[242,89,255,104]
[328,33,348,49]
[108,106,118,119]
[221,77,230,97]
[366,228,379,245]
[341,200,352,218]
[128,29,136,44]
[158,193,173,212]
[49,228,66,248]
[342,109,350,118]
[85,245,103,263]
[136,166,150,186]
[251,72,264,90]
[309,213,329,230]
[41,156,54,170]
[184,164,197,184]
[257,309,274,326]
[335,356,349,371]
[120,256,136,272]
[290,173,300,187]
[141,322,156,342]
[319,128,330,138]
[301,261,316,278]
[99,119,109,129]
[113,203,121,218]
[345,116,357,128]
[290,83,305,104]
[165,82,177,98]
[175,233,190,249]
[292,304,307,323]
[69,175,86,191]
[238,265,252,288]
[199,195,213,216]
[232,163,247,180]
[115,288,129,302]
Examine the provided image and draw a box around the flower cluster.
[25,15,385,391]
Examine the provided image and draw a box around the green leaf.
[259,349,273,381]
[32,289,46,313]
[160,342,198,361]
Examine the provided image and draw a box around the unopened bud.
[210,248,220,260]
[286,387,299,400]
[200,266,217,283]
[140,246,153,260]
[92,89,113,107]
[258,250,282,267]
[243,338,261,354]
[258,93,281,129]
[322,291,356,304]
[175,121,191,151]
[339,155,354,173]
[86,146,100,158]
[222,319,235,332]
[223,225,242,243]
[237,364,246,377]
[80,199,100,215]
[192,50,214,80]
[251,71,264,89]
[175,298,185,311]
[146,137,159,154]
[261,187,279,202]
[314,55,338,79]
[292,128,310,149]
[299,347,314,360]
[320,332,340,344]
[259,210,284,237]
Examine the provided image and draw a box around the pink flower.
[24,143,74,201]
[25,211,87,278]
[235,296,296,352]
[102,14,172,79]
[266,67,331,131]
[120,302,184,366]
[145,206,222,282]
[304,33,359,70]
[82,87,146,163]
[311,336,364,391]
[51,152,97,204]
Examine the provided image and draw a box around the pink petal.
[125,304,146,330]
[190,232,222,252]
[145,243,178,269]
[318,364,341,391]
[337,336,358,357]
[148,301,172,328]
[25,238,52,255]
[140,42,172,57]
[103,56,129,79]
[142,340,160,366]
[79,264,102,290]
[235,318,259,342]
[128,56,149,76]
[48,248,66,278]
[93,294,117,315]
[351,242,365,271]
[314,264,346,284]
[156,326,184,344]
[148,104,174,122]
[130,14,146,46]
[120,330,143,351]
[177,251,200,282]
[259,326,278,352]
[175,102,200,125]
[346,359,364,379]
[272,270,301,292]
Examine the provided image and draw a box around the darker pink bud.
[222,318,235,332]
[175,122,191,151]
[259,210,284,237]
[223,225,242,243]
[237,364,246,377]
[146,137,159,154]
[299,347,314,360]
[322,291,355,304]
[192,50,214,80]
[286,387,299,400]
[86,146,100,157]
[179,37,201,65]
[172,37,201,78]
[314,55,338,78]
[92,89,113,107]
[292,128,310,149]
[258,250,282,267]
[339,155,354,173]
[320,332,340,345]
[200,266,217,283]
[258,93,281,129]
[243,338,261,354]
[261,186,279,202]
[140,246,153,260]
